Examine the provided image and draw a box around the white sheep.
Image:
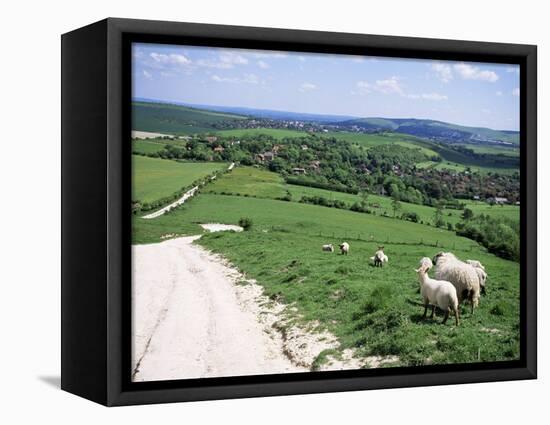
[322,244,334,252]
[466,259,485,271]
[432,252,481,314]
[370,246,388,267]
[467,261,487,295]
[415,258,460,326]
[339,242,350,255]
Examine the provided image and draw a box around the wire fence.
[267,225,478,252]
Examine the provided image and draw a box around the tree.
[433,203,444,227]
[462,208,474,221]
[360,189,369,208]
[391,196,402,218]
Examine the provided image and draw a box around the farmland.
[217,128,307,140]
[130,100,521,370]
[132,155,226,204]
[204,166,519,226]
[132,187,520,367]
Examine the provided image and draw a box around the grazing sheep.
[466,259,485,271]
[415,258,460,326]
[432,252,481,314]
[322,244,334,252]
[339,242,350,255]
[466,260,487,295]
[370,246,388,267]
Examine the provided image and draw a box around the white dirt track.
[132,236,306,381]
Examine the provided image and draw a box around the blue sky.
[132,43,520,131]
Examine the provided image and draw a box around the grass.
[216,128,308,140]
[132,155,226,203]
[202,166,519,226]
[132,101,246,135]
[132,140,167,155]
[320,131,440,158]
[203,166,287,198]
[457,144,520,157]
[132,192,519,367]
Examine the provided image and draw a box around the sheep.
[322,244,334,252]
[415,258,460,326]
[339,242,350,255]
[432,252,481,314]
[466,259,487,295]
[466,259,485,271]
[370,246,388,267]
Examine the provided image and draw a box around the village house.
[301,144,309,150]
[309,160,321,170]
[213,145,224,153]
[205,136,218,143]
[263,151,275,161]
[488,196,509,205]
[292,167,307,175]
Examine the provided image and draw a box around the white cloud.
[253,52,288,59]
[432,62,453,83]
[512,87,520,96]
[299,82,317,92]
[150,52,191,65]
[453,63,499,82]
[219,52,248,66]
[496,91,503,96]
[211,73,260,84]
[506,66,520,75]
[418,92,448,101]
[257,60,269,69]
[374,76,404,95]
[356,81,372,95]
[356,79,446,101]
[142,70,152,80]
[196,52,249,69]
[297,56,306,62]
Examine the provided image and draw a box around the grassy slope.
[132,155,226,203]
[216,128,308,140]
[132,101,246,135]
[215,128,517,173]
[203,167,519,225]
[132,192,519,366]
[132,139,167,155]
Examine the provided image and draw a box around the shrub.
[401,211,419,223]
[238,217,253,231]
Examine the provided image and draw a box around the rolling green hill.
[340,117,519,145]
[132,155,226,204]
[132,101,247,135]
[132,189,519,367]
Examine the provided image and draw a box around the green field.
[217,128,308,140]
[457,144,520,157]
[132,191,519,367]
[203,166,519,226]
[132,155,226,204]
[132,139,167,155]
[321,131,440,158]
[204,166,287,199]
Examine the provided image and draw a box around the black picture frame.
[61,17,537,406]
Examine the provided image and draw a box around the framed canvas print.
[61,18,537,406]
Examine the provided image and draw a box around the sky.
[132,42,520,131]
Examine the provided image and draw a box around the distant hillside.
[133,98,358,123]
[132,101,247,135]
[337,117,519,145]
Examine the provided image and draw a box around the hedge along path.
[141,162,235,219]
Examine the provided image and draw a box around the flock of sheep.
[322,242,488,327]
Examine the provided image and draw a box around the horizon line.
[132,96,520,133]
